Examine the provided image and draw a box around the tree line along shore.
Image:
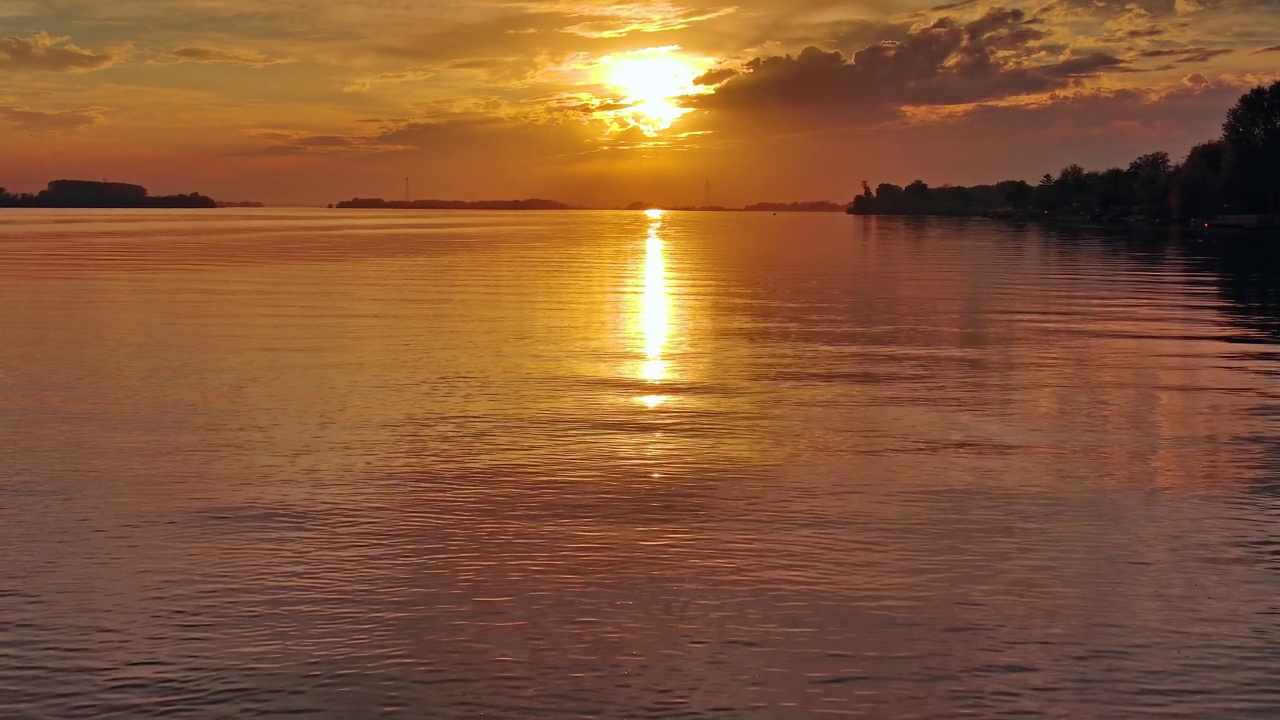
[0,180,217,208]
[848,81,1280,226]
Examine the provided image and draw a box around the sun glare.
[594,48,710,137]
[637,209,670,408]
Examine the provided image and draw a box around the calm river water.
[1,209,1279,719]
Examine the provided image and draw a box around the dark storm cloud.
[0,31,123,72]
[688,9,1125,119]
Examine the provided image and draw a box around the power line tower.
[404,177,410,202]
[705,180,710,207]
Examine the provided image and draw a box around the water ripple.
[1,210,1279,718]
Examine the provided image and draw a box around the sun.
[593,47,711,137]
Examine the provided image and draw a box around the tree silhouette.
[998,180,1032,211]
[0,181,215,208]
[1177,141,1226,219]
[1128,152,1173,219]
[903,180,932,213]
[848,83,1280,221]
[1223,80,1280,213]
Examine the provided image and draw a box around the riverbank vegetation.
[850,81,1280,222]
[0,180,216,208]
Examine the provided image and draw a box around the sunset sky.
[2,0,1277,206]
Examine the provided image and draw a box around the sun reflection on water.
[638,209,670,408]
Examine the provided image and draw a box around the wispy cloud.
[0,102,107,131]
[0,31,125,72]
[560,4,737,38]
[241,128,413,155]
[1136,46,1233,63]
[164,46,289,67]
[0,1,42,19]
[342,67,435,92]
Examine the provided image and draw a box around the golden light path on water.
[639,208,669,409]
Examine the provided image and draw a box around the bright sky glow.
[2,0,1277,205]
[593,48,712,137]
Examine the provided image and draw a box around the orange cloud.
[0,31,124,72]
[165,46,288,67]
[0,103,107,131]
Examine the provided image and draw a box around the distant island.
[335,198,580,210]
[0,180,217,208]
[848,81,1280,227]
[216,200,265,208]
